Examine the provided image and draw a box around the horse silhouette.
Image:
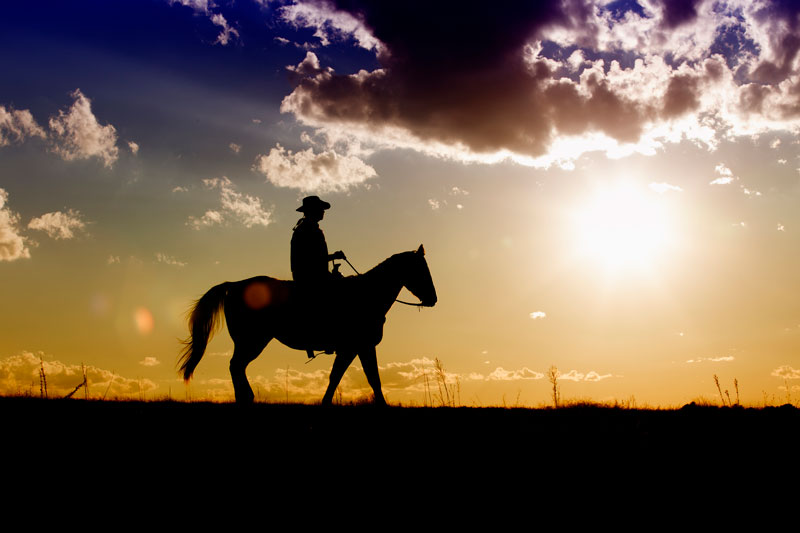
[178,245,437,405]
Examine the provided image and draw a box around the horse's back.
[230,275,293,312]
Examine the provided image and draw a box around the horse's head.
[403,245,437,307]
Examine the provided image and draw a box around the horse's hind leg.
[321,350,357,406]
[230,339,269,404]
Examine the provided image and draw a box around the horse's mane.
[360,251,413,280]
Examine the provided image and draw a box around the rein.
[342,257,426,308]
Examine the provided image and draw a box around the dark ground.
[4,397,798,508]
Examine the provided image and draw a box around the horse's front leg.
[358,345,387,407]
[321,350,357,406]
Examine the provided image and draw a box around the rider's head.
[297,196,330,222]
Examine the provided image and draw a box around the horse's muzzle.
[422,296,437,307]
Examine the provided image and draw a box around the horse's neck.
[362,255,405,313]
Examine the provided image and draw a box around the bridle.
[341,257,429,307]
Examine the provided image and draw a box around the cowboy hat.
[296,195,331,212]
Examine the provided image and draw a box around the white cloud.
[128,141,139,154]
[279,1,382,51]
[189,177,272,229]
[685,356,735,363]
[27,209,86,240]
[530,311,546,320]
[229,142,241,153]
[778,158,787,164]
[559,369,613,382]
[169,0,211,12]
[772,365,800,379]
[139,356,160,367]
[428,199,441,210]
[0,106,46,145]
[710,163,735,185]
[211,13,239,45]
[710,177,734,185]
[172,186,188,193]
[777,223,785,232]
[48,89,119,167]
[253,143,377,193]
[486,367,544,381]
[0,351,156,398]
[770,138,781,149]
[649,182,683,194]
[0,188,31,262]
[155,252,187,267]
[107,255,121,264]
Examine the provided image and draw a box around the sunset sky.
[2,0,800,406]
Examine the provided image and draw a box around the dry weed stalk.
[433,358,452,407]
[714,374,725,406]
[734,378,740,406]
[547,366,560,408]
[38,355,48,399]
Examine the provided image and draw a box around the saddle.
[289,275,384,356]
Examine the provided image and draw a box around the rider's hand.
[333,250,346,261]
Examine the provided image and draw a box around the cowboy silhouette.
[291,196,345,358]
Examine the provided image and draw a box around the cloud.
[559,369,613,382]
[48,89,119,167]
[229,142,241,153]
[169,0,238,46]
[0,188,31,262]
[530,311,547,320]
[486,367,544,381]
[253,143,377,193]
[649,182,683,193]
[188,176,272,229]
[685,356,735,363]
[710,163,735,185]
[211,13,239,45]
[139,357,161,367]
[128,141,139,154]
[27,209,86,240]
[0,351,156,398]
[427,199,441,210]
[155,252,187,267]
[279,0,382,51]
[0,106,46,145]
[169,0,211,12]
[277,1,800,168]
[772,365,800,379]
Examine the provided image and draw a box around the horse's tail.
[178,282,230,381]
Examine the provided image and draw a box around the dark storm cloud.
[279,0,800,164]
[652,0,702,29]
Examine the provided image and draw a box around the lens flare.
[134,307,154,335]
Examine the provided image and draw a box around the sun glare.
[571,183,674,274]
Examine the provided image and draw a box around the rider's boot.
[306,348,315,359]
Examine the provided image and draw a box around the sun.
[570,182,675,274]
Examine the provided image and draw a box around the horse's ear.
[417,244,425,256]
